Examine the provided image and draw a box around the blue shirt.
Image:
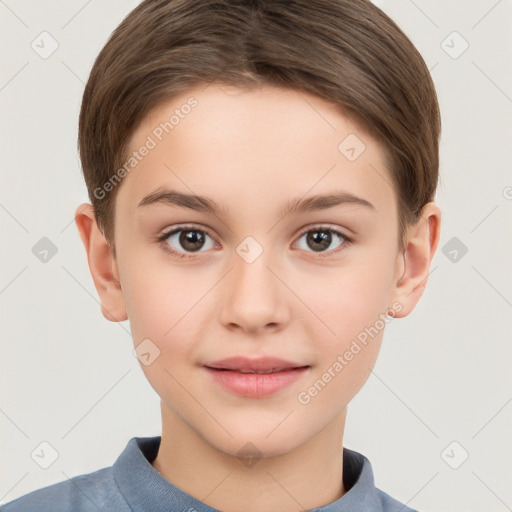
[1,436,418,511]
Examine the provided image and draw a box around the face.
[110,84,406,457]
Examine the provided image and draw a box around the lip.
[202,356,310,398]
[203,356,307,372]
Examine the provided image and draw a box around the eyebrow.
[137,187,375,217]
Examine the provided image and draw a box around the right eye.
[156,225,217,259]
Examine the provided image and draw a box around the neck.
[151,402,347,512]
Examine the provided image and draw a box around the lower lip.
[204,367,310,398]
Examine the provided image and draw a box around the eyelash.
[155,224,352,260]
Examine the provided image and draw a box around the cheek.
[296,268,391,411]
[119,248,201,343]
[123,265,208,405]
[122,262,213,388]
[122,275,171,345]
[300,258,395,339]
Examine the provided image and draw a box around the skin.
[75,83,441,512]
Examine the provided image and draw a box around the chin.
[205,427,302,461]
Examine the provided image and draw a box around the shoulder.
[342,447,420,512]
[0,466,130,512]
[374,487,420,512]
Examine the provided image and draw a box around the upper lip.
[203,356,309,373]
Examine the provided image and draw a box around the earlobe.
[390,203,441,318]
[74,203,128,322]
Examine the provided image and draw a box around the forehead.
[118,83,396,220]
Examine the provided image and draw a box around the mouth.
[202,356,311,398]
[203,356,309,372]
[205,366,309,374]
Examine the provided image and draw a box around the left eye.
[295,228,347,254]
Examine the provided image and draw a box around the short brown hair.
[78,0,441,256]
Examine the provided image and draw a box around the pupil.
[308,230,330,252]
[180,230,205,252]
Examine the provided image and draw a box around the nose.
[218,248,289,334]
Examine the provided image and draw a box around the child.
[2,0,441,510]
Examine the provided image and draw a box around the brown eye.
[159,227,216,256]
[178,230,206,252]
[295,227,348,255]
[306,230,332,252]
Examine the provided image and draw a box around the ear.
[74,203,127,322]
[389,202,441,318]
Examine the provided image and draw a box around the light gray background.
[1,1,511,511]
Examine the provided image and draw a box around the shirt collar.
[113,436,384,511]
